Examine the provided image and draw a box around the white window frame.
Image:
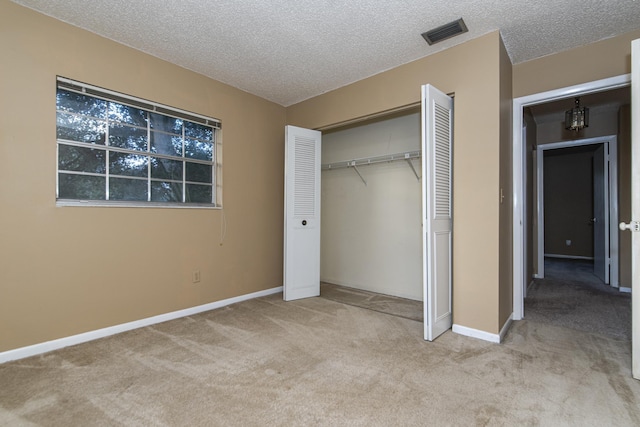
[55,77,222,209]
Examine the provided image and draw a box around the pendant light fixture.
[565,97,589,131]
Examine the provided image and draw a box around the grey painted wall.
[543,147,595,258]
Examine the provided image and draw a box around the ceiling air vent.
[421,18,468,45]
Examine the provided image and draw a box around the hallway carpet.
[525,258,632,340]
[1,292,639,426]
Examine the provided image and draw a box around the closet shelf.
[321,150,421,185]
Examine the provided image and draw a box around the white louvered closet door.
[422,84,453,341]
[283,125,321,301]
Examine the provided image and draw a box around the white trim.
[0,286,283,364]
[631,38,639,381]
[512,74,631,320]
[620,287,632,293]
[57,200,222,209]
[544,254,594,260]
[452,324,501,343]
[522,125,529,300]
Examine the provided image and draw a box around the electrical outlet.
[192,270,201,283]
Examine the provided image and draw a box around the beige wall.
[321,112,422,300]
[498,39,513,328]
[5,4,634,352]
[288,32,509,335]
[0,2,287,352]
[513,29,640,99]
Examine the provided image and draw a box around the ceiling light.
[421,18,468,45]
[565,97,589,131]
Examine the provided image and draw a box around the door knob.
[619,221,640,232]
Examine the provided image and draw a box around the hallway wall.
[543,148,595,258]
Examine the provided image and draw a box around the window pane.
[108,102,147,127]
[149,112,182,135]
[186,184,212,203]
[185,138,213,161]
[56,80,218,206]
[110,177,148,201]
[109,152,148,177]
[109,124,148,151]
[184,121,213,141]
[151,132,182,157]
[57,112,106,145]
[58,174,105,200]
[151,157,183,180]
[151,181,182,202]
[57,89,107,118]
[58,145,106,174]
[185,162,212,183]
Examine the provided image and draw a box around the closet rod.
[321,150,421,171]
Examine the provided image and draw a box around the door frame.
[512,74,630,320]
[535,136,619,287]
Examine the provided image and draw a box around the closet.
[320,109,423,301]
[285,84,453,341]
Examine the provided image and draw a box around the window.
[56,77,221,207]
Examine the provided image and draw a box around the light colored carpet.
[525,258,632,340]
[1,293,639,426]
[320,282,422,322]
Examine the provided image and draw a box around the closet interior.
[320,108,423,301]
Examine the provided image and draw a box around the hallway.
[524,258,632,340]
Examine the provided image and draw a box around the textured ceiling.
[12,0,640,106]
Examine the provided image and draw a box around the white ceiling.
[12,0,640,106]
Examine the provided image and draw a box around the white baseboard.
[452,323,501,344]
[0,286,283,364]
[544,254,594,260]
[620,287,632,293]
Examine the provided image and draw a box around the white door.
[593,144,609,284]
[283,125,321,301]
[422,84,453,341]
[621,38,639,380]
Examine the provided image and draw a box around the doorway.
[512,74,631,320]
[535,137,619,287]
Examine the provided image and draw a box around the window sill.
[56,199,221,209]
